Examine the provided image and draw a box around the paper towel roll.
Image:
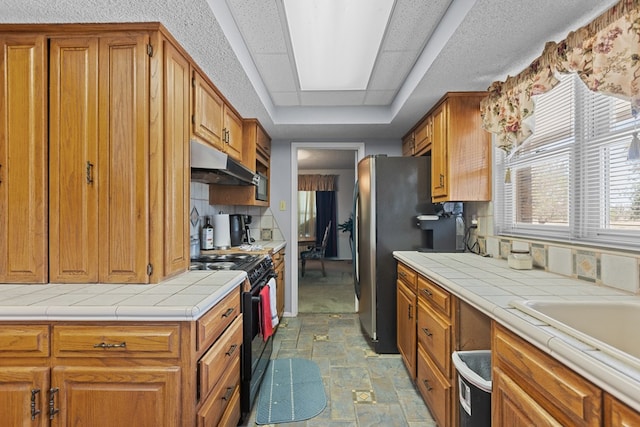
[212,214,231,249]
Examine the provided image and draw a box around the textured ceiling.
[1,0,619,143]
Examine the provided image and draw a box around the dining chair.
[300,220,331,277]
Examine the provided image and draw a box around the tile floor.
[240,260,437,426]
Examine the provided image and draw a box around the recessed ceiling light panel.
[283,0,394,91]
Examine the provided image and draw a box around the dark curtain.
[315,191,337,257]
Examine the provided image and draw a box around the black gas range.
[191,251,277,421]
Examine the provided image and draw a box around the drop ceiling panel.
[254,53,297,91]
[226,0,288,53]
[381,0,452,52]
[368,51,418,91]
[300,90,366,106]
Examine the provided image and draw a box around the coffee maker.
[243,215,255,243]
[417,202,465,252]
[229,214,244,247]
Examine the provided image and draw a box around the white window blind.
[495,73,640,250]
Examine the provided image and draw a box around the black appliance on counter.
[353,155,460,354]
[190,253,276,420]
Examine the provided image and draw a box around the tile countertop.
[0,270,246,322]
[393,251,640,413]
[200,240,287,255]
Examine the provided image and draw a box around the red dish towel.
[259,285,274,341]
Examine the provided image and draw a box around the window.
[298,191,316,238]
[495,73,640,250]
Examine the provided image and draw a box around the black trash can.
[451,350,492,427]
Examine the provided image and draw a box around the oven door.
[241,272,276,414]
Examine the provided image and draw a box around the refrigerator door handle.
[352,180,360,299]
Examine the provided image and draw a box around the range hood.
[190,140,258,186]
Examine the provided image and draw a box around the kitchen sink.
[511,300,640,367]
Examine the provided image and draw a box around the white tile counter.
[393,251,640,413]
[0,270,246,322]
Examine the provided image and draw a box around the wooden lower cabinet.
[54,366,181,427]
[273,248,286,320]
[417,345,451,427]
[605,394,640,426]
[0,285,242,427]
[492,366,562,426]
[492,322,602,426]
[397,279,417,378]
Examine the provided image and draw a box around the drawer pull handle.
[31,388,41,420]
[398,271,406,278]
[93,341,127,349]
[422,379,432,391]
[222,307,235,318]
[48,388,59,420]
[225,344,238,356]
[86,161,94,184]
[408,304,413,320]
[222,386,234,401]
[422,327,432,337]
[421,289,433,298]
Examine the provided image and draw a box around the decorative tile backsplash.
[481,235,640,295]
[465,201,640,295]
[189,182,284,243]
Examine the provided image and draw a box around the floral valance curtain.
[481,0,640,155]
[298,174,338,191]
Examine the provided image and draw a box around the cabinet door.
[49,36,100,283]
[223,106,243,162]
[0,366,49,427]
[162,40,190,276]
[52,366,181,427]
[276,259,285,318]
[397,279,416,379]
[604,394,640,427]
[493,367,563,427]
[0,34,48,283]
[98,34,149,283]
[431,103,448,199]
[193,70,224,151]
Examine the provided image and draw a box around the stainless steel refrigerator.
[353,155,434,353]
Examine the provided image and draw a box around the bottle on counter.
[201,217,214,250]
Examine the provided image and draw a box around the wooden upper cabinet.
[192,69,224,151]
[158,37,190,278]
[49,36,100,283]
[0,34,48,283]
[48,33,149,283]
[404,92,491,202]
[431,103,448,199]
[414,115,432,156]
[430,92,491,202]
[402,132,415,157]
[223,105,243,162]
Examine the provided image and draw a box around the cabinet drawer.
[493,324,602,426]
[197,355,240,427]
[199,314,242,401]
[418,275,451,317]
[417,299,452,377]
[197,287,240,351]
[397,263,417,291]
[53,325,180,358]
[0,325,49,357]
[218,384,241,427]
[417,345,451,427]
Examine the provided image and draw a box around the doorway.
[289,142,365,316]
